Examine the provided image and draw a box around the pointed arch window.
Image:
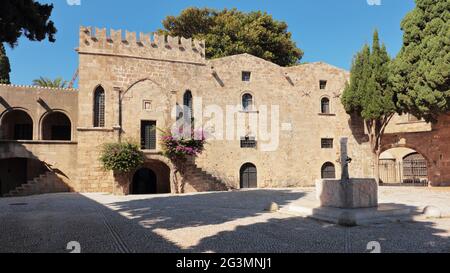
[93,86,105,127]
[183,90,193,118]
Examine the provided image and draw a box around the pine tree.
[342,30,396,183]
[391,0,450,122]
[0,43,11,84]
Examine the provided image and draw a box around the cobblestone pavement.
[0,187,449,253]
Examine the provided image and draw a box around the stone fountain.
[316,138,378,209]
[288,138,414,226]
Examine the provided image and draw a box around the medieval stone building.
[0,27,449,197]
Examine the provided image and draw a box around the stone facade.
[0,26,449,196]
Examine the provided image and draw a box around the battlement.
[78,26,206,64]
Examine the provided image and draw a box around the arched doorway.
[0,110,33,140]
[321,162,336,179]
[41,112,72,141]
[379,147,429,186]
[240,163,257,189]
[131,168,157,194]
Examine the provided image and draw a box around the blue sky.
[6,0,416,86]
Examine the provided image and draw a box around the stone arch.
[39,110,72,141]
[380,143,431,166]
[122,78,163,97]
[379,145,430,185]
[130,157,172,195]
[0,108,34,140]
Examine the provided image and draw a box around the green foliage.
[0,43,10,84]
[391,0,450,122]
[0,0,57,47]
[100,142,145,173]
[32,77,68,88]
[159,7,303,66]
[342,30,396,121]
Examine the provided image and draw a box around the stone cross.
[340,137,350,181]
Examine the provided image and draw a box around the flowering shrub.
[99,141,145,173]
[160,129,207,161]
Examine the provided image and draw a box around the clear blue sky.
[6,0,416,86]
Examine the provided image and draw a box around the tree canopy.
[159,7,303,66]
[0,0,57,47]
[0,43,11,84]
[391,0,450,122]
[342,31,396,121]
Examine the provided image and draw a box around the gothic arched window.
[93,86,105,127]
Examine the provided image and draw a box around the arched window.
[240,163,257,188]
[242,93,253,111]
[42,112,71,141]
[0,110,33,140]
[93,86,105,127]
[183,90,193,118]
[321,97,330,114]
[321,162,336,179]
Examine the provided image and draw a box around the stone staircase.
[3,171,70,198]
[183,160,233,192]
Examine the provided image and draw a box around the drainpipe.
[113,87,122,142]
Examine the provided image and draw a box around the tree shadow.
[190,203,450,253]
[106,190,306,231]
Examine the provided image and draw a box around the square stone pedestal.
[287,203,417,226]
[316,179,378,209]
[284,178,415,226]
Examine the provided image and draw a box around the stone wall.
[2,26,449,194]
[382,114,450,186]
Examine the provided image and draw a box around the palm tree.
[32,77,68,88]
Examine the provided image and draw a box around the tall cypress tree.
[342,30,396,183]
[0,43,10,84]
[391,0,450,122]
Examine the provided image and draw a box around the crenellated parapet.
[78,26,206,64]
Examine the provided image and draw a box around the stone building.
[0,27,449,197]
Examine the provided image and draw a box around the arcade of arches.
[0,109,72,141]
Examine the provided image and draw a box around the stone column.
[340,137,349,181]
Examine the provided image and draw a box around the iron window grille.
[321,138,334,149]
[241,136,257,148]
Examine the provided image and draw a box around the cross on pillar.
[340,138,350,182]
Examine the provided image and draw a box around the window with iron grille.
[321,162,336,179]
[321,138,334,149]
[141,121,157,150]
[320,80,327,89]
[241,136,257,148]
[93,86,105,127]
[242,71,251,82]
